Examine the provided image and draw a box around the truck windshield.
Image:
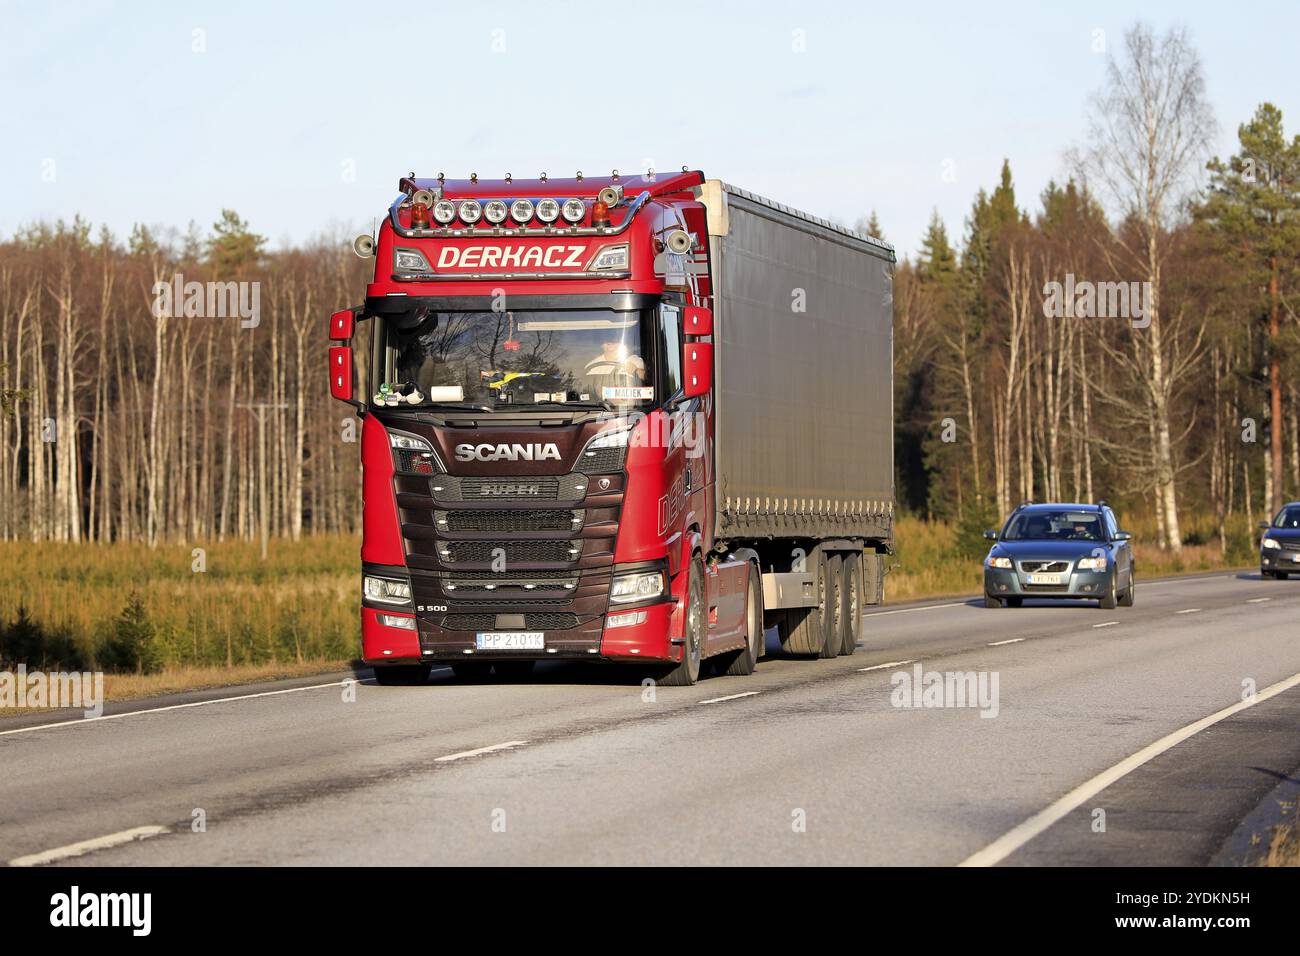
[378,308,654,411]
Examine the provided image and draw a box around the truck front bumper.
[362,600,676,665]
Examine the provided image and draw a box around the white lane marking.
[698,691,759,705]
[1175,608,1201,615]
[9,825,169,867]
[988,638,1024,646]
[0,678,368,739]
[434,740,527,763]
[959,668,1300,868]
[864,602,967,617]
[1093,621,1119,629]
[1247,598,1271,604]
[858,659,915,672]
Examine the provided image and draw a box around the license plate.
[1027,573,1064,585]
[475,631,544,650]
[1291,554,1300,563]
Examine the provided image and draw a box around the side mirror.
[682,342,712,398]
[1113,531,1132,541]
[329,346,354,403]
[683,306,713,336]
[329,308,355,341]
[1258,521,1270,530]
[983,530,998,540]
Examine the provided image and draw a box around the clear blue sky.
[2,0,1297,259]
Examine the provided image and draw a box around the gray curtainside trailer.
[699,180,895,655]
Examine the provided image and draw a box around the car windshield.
[377,308,654,411]
[1001,510,1105,541]
[1273,506,1300,529]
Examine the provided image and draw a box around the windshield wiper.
[414,401,495,413]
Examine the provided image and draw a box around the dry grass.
[0,535,361,671]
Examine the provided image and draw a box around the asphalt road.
[3,570,1300,866]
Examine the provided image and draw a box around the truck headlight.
[610,569,665,604]
[364,575,412,605]
[394,248,432,273]
[986,556,1012,569]
[1076,557,1107,570]
[584,423,633,451]
[587,243,629,272]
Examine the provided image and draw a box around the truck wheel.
[450,662,492,681]
[493,660,536,679]
[839,553,861,656]
[718,562,763,676]
[818,555,843,659]
[372,663,431,686]
[659,557,705,686]
[781,549,831,656]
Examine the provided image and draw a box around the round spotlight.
[432,199,457,225]
[509,198,535,224]
[536,198,560,223]
[483,199,509,225]
[561,198,586,224]
[458,199,483,224]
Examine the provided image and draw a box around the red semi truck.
[328,170,894,686]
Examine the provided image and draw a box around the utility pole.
[237,401,289,560]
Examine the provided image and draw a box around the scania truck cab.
[329,170,895,686]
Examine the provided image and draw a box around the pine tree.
[1198,103,1300,511]
[207,209,266,278]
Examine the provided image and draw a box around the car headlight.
[364,575,412,605]
[393,247,432,273]
[587,243,630,272]
[1262,537,1281,550]
[987,556,1012,569]
[1076,556,1108,570]
[610,569,665,605]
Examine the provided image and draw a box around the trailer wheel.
[781,549,832,657]
[450,662,493,681]
[658,557,706,686]
[819,555,843,658]
[372,663,431,686]
[717,562,763,676]
[839,553,861,656]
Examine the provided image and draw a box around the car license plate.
[475,631,544,650]
[1027,573,1064,585]
[1291,553,1300,563]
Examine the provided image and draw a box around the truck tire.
[659,557,706,686]
[819,555,843,658]
[717,562,763,676]
[839,553,861,656]
[493,660,536,679]
[450,662,492,681]
[372,663,431,686]
[781,549,831,656]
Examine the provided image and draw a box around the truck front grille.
[439,539,582,565]
[439,612,581,631]
[437,509,582,533]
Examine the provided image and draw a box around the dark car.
[982,501,1135,609]
[1259,502,1300,579]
